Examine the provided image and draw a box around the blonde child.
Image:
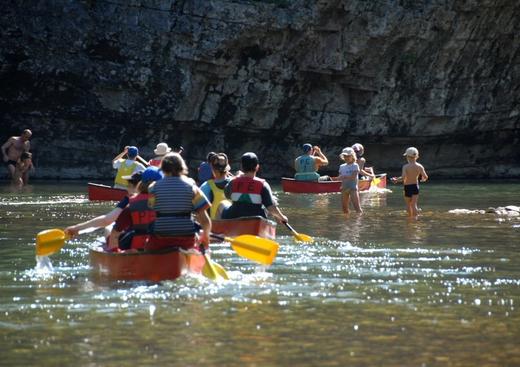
[338,147,362,214]
[390,147,429,217]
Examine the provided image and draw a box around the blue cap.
[302,143,312,153]
[141,166,164,183]
[127,146,138,158]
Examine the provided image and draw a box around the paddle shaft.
[284,222,297,235]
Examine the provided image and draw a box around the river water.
[1,181,519,366]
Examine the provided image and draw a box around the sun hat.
[122,171,143,183]
[211,153,230,173]
[302,143,313,153]
[154,142,171,156]
[403,147,419,157]
[141,166,164,183]
[127,146,138,158]
[241,152,259,171]
[340,147,356,159]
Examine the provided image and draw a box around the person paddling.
[148,152,211,250]
[108,166,164,250]
[112,146,146,189]
[65,172,141,238]
[221,152,288,223]
[200,153,233,220]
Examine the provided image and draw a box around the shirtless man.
[391,147,429,218]
[294,143,329,181]
[2,129,32,180]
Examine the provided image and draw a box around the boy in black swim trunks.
[390,147,428,218]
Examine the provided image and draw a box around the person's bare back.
[402,161,428,185]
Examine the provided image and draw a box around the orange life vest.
[128,193,156,249]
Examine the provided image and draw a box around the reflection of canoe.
[89,247,204,281]
[212,216,276,240]
[88,182,126,201]
[281,174,387,194]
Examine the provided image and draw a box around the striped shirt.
[149,176,210,236]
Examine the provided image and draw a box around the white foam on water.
[34,256,54,273]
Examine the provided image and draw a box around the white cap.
[403,147,419,157]
[340,147,356,159]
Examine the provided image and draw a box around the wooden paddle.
[200,244,229,281]
[284,222,313,243]
[36,227,98,256]
[210,233,279,265]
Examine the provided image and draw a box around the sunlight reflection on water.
[1,181,520,366]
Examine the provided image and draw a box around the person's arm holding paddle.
[192,186,212,248]
[262,181,288,224]
[65,206,124,238]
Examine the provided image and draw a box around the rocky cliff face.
[1,0,519,179]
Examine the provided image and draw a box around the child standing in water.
[13,152,34,187]
[338,147,362,214]
[391,147,429,218]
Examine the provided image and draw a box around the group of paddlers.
[3,130,428,250]
[65,142,288,252]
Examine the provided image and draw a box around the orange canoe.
[212,216,276,240]
[87,182,127,201]
[90,247,205,281]
[281,174,387,194]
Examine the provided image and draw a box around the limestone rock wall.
[1,0,519,179]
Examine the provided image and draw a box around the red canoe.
[88,182,127,201]
[212,216,276,240]
[90,246,205,281]
[281,174,387,194]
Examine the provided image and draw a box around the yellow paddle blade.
[284,222,314,243]
[371,177,381,187]
[36,229,69,256]
[202,254,229,281]
[226,235,279,266]
[294,232,313,243]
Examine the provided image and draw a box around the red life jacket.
[230,176,264,204]
[128,193,156,249]
[148,158,162,167]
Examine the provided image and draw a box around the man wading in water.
[2,129,32,181]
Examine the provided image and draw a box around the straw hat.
[154,142,172,156]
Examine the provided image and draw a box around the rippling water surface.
[1,180,519,366]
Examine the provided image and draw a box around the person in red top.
[108,166,164,250]
[221,152,288,223]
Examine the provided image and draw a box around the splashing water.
[35,255,54,273]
